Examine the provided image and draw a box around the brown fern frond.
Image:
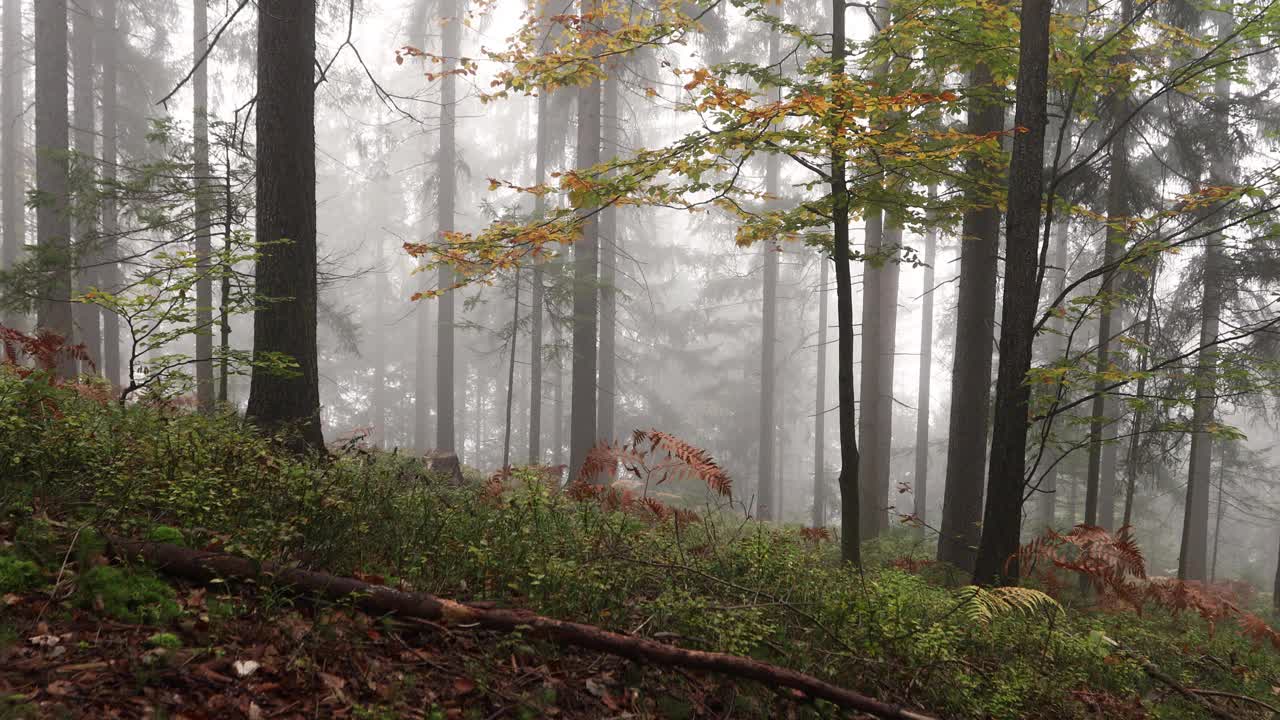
[638,429,732,497]
[799,526,832,545]
[1237,611,1280,650]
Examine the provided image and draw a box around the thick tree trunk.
[597,73,618,446]
[831,0,861,565]
[937,62,1002,572]
[972,0,1052,586]
[1,0,23,326]
[110,538,937,720]
[98,0,121,388]
[914,201,936,528]
[435,0,461,454]
[568,0,601,481]
[193,0,214,410]
[1178,11,1231,583]
[71,1,99,371]
[34,0,75,378]
[246,0,323,451]
[813,257,829,527]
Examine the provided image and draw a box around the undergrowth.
[1,367,1278,719]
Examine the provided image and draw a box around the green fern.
[955,585,1063,627]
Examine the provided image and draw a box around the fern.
[1019,525,1280,650]
[955,585,1063,628]
[574,429,732,498]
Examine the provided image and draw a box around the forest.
[3,0,1280,717]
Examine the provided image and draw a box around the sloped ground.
[2,578,805,720]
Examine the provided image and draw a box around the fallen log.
[108,537,938,720]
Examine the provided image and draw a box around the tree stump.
[423,451,465,485]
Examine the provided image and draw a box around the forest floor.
[4,384,1280,719]
[0,564,752,720]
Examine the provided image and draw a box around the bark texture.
[246,0,323,451]
[972,0,1052,586]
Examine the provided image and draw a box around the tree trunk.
[2,0,24,327]
[831,0,861,565]
[218,143,232,405]
[568,0,601,481]
[1210,458,1225,582]
[813,256,829,527]
[435,0,461,454]
[414,276,431,449]
[1037,218,1070,531]
[554,339,565,469]
[972,0,1052,586]
[34,0,75,377]
[246,0,323,451]
[1273,530,1280,614]
[937,61,1002,572]
[502,273,520,469]
[755,27,781,521]
[1085,4,1133,530]
[914,196,936,528]
[1121,289,1154,528]
[71,1,99,371]
[371,232,387,449]
[193,0,214,411]
[1178,9,1231,583]
[597,73,618,447]
[527,85,551,464]
[98,0,120,388]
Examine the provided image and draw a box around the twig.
[1187,688,1280,715]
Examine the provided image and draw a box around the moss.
[146,632,182,649]
[0,554,43,594]
[145,525,186,547]
[76,565,180,625]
